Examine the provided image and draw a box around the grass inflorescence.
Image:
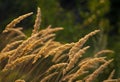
[0,7,119,82]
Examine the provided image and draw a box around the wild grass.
[0,7,119,82]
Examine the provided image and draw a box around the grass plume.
[0,7,118,82]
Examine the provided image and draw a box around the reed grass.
[0,7,119,82]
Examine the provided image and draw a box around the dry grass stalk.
[103,79,120,82]
[78,57,106,67]
[94,50,114,57]
[15,79,25,82]
[76,80,83,82]
[75,57,106,80]
[46,63,67,73]
[3,12,33,33]
[9,35,26,43]
[37,33,55,43]
[44,44,68,58]
[41,41,62,56]
[32,7,41,35]
[0,49,16,61]
[31,47,41,54]
[6,25,53,58]
[68,71,89,82]
[85,59,113,82]
[23,34,55,56]
[29,27,63,41]
[40,72,58,82]
[46,44,64,56]
[29,40,57,54]
[25,36,52,53]
[15,27,23,30]
[3,54,35,72]
[4,31,16,39]
[8,32,55,63]
[69,30,100,59]
[41,27,63,37]
[4,28,26,37]
[1,40,23,52]
[33,39,53,63]
[55,54,67,63]
[31,41,61,55]
[2,28,26,44]
[2,27,24,43]
[78,57,92,67]
[63,46,90,74]
[62,74,74,81]
[52,42,75,62]
[8,36,37,63]
[107,69,115,80]
[68,57,106,82]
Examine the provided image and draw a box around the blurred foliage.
[0,0,120,79]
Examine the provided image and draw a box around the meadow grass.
[0,7,119,82]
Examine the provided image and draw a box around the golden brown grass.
[15,79,25,82]
[0,7,119,82]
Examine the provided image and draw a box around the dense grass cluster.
[0,7,119,82]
